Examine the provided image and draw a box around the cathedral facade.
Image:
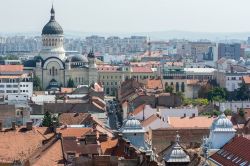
[33,6,98,90]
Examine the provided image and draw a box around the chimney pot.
[12,121,16,130]
[26,121,33,130]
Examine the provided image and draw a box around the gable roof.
[57,127,92,137]
[132,104,145,115]
[58,113,91,125]
[142,114,159,127]
[168,116,215,128]
[243,76,250,84]
[131,66,153,73]
[210,135,250,166]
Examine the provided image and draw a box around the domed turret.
[40,5,65,61]
[163,134,190,164]
[123,116,142,130]
[42,5,63,35]
[71,55,88,63]
[120,115,145,134]
[211,114,234,131]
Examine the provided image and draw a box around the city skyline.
[1,0,250,34]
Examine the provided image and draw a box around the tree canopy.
[67,78,75,88]
[33,75,42,91]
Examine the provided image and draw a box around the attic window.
[235,158,242,164]
[240,161,248,166]
[227,154,234,160]
[232,156,238,162]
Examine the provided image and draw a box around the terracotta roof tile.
[0,65,23,72]
[146,79,163,89]
[210,136,250,166]
[61,87,74,94]
[33,140,64,166]
[97,65,119,72]
[131,66,153,73]
[58,113,91,125]
[132,104,145,115]
[243,76,250,84]
[100,138,118,155]
[0,127,54,163]
[57,127,92,137]
[142,114,159,127]
[168,116,216,128]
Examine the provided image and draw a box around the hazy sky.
[1,0,250,33]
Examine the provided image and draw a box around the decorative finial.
[50,4,55,20]
[176,131,180,143]
[220,103,225,113]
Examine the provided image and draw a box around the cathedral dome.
[42,6,63,35]
[71,55,88,63]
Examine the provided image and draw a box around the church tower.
[40,5,66,61]
[88,49,98,85]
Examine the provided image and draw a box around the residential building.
[0,65,33,101]
[218,43,242,60]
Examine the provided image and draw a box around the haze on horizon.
[0,0,250,34]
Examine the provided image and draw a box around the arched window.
[52,67,55,76]
[49,69,52,75]
[176,82,179,92]
[181,82,185,92]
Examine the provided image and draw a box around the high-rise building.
[218,43,241,60]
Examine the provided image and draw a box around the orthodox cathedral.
[25,6,98,90]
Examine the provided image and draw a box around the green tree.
[33,75,42,91]
[176,92,184,101]
[207,87,226,101]
[236,84,250,100]
[224,109,232,116]
[238,108,245,117]
[212,109,222,116]
[67,78,75,88]
[165,86,173,93]
[42,111,53,127]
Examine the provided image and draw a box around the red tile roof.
[243,76,250,84]
[58,113,91,125]
[142,114,159,127]
[210,136,250,166]
[100,138,118,155]
[168,116,216,128]
[146,79,163,89]
[97,65,119,72]
[0,65,23,72]
[33,140,64,166]
[132,104,145,115]
[131,66,152,73]
[57,127,92,137]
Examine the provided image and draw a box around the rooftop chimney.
[98,133,108,142]
[0,122,2,131]
[11,121,16,130]
[26,121,33,130]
